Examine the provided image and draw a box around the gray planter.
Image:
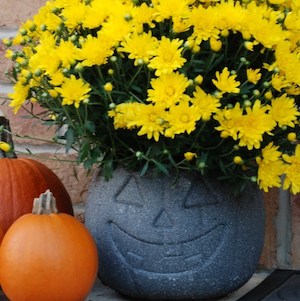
[85,168,265,300]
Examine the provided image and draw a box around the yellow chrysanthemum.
[82,0,112,29]
[55,40,78,69]
[212,67,240,94]
[75,35,114,67]
[109,103,140,130]
[31,4,62,32]
[271,73,290,92]
[164,102,200,138]
[283,145,300,194]
[191,87,221,121]
[152,0,190,23]
[55,75,91,108]
[60,2,88,30]
[118,32,158,65]
[147,72,190,108]
[8,82,30,113]
[128,104,166,142]
[148,37,186,76]
[238,100,276,150]
[188,5,221,45]
[214,103,243,140]
[269,94,300,128]
[256,143,285,192]
[246,68,261,84]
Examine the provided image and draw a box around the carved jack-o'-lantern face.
[109,174,228,274]
[86,168,264,300]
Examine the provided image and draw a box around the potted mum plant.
[3,0,300,299]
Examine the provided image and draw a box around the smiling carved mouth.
[110,222,226,274]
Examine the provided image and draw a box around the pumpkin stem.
[0,116,17,159]
[32,190,59,215]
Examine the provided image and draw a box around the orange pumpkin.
[0,190,98,301]
[0,116,73,232]
[0,225,4,245]
[0,157,74,232]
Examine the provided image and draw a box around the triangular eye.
[115,176,144,207]
[184,179,222,208]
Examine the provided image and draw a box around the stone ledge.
[0,270,271,300]
[0,82,12,96]
[0,28,18,39]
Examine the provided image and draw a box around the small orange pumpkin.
[0,190,98,301]
[0,116,73,232]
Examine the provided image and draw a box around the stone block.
[291,194,300,268]
[0,40,12,83]
[18,152,97,206]
[258,189,279,269]
[0,102,57,145]
[0,0,47,27]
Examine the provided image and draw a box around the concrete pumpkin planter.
[85,168,265,300]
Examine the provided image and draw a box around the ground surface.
[0,270,270,300]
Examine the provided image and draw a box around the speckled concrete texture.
[85,271,270,301]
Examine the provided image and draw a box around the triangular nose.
[154,209,174,228]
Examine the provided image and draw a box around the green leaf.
[152,160,169,175]
[65,127,75,152]
[84,120,95,133]
[102,160,113,181]
[140,161,149,176]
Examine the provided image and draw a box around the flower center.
[163,52,173,61]
[149,113,157,122]
[181,114,189,123]
[166,87,175,96]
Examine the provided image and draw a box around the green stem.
[127,65,143,91]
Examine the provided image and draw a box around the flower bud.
[233,156,243,165]
[137,58,144,65]
[104,82,113,92]
[163,149,169,155]
[109,103,116,110]
[287,132,297,142]
[74,63,84,72]
[253,89,260,97]
[198,161,206,169]
[192,44,200,53]
[264,91,273,100]
[210,38,222,52]
[0,142,11,153]
[19,28,27,36]
[221,29,229,37]
[184,152,197,161]
[243,100,252,107]
[2,38,12,47]
[194,75,203,85]
[135,151,143,159]
[29,23,37,32]
[110,56,117,63]
[34,68,43,76]
[40,24,47,31]
[124,14,132,21]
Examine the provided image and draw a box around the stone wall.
[0,0,298,270]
